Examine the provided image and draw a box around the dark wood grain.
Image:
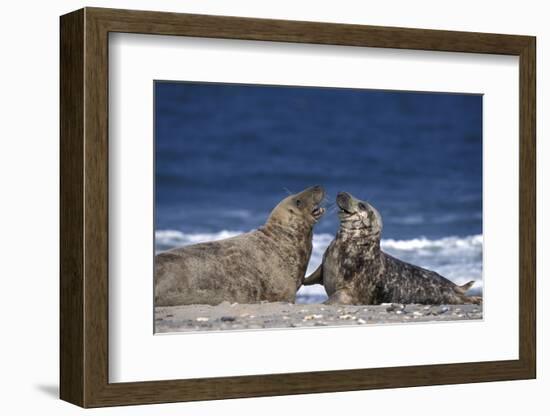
[518,38,536,376]
[59,7,537,408]
[88,7,532,54]
[59,8,84,406]
[83,10,110,406]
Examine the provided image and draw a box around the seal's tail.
[454,280,475,294]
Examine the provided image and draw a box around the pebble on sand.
[155,302,483,333]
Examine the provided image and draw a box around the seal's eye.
[358,203,366,211]
[296,199,302,207]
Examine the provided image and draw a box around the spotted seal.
[155,186,326,306]
[303,191,481,305]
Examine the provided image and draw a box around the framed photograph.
[60,7,536,408]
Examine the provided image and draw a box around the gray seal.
[303,192,481,305]
[155,186,326,306]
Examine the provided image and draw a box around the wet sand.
[155,302,483,333]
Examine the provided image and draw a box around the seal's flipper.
[463,295,482,305]
[303,265,323,286]
[454,280,475,295]
[324,289,354,305]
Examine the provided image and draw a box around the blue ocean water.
[154,82,483,301]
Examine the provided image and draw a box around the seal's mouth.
[336,192,357,218]
[337,207,357,222]
[311,206,326,221]
[336,199,354,216]
[338,206,354,215]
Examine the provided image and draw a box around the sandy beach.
[155,302,482,333]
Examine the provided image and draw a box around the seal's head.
[336,191,383,237]
[267,185,326,228]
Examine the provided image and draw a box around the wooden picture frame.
[60,7,536,408]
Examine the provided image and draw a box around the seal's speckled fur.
[155,186,325,306]
[304,192,481,305]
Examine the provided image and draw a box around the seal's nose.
[336,192,352,210]
[337,192,351,204]
[310,185,325,199]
